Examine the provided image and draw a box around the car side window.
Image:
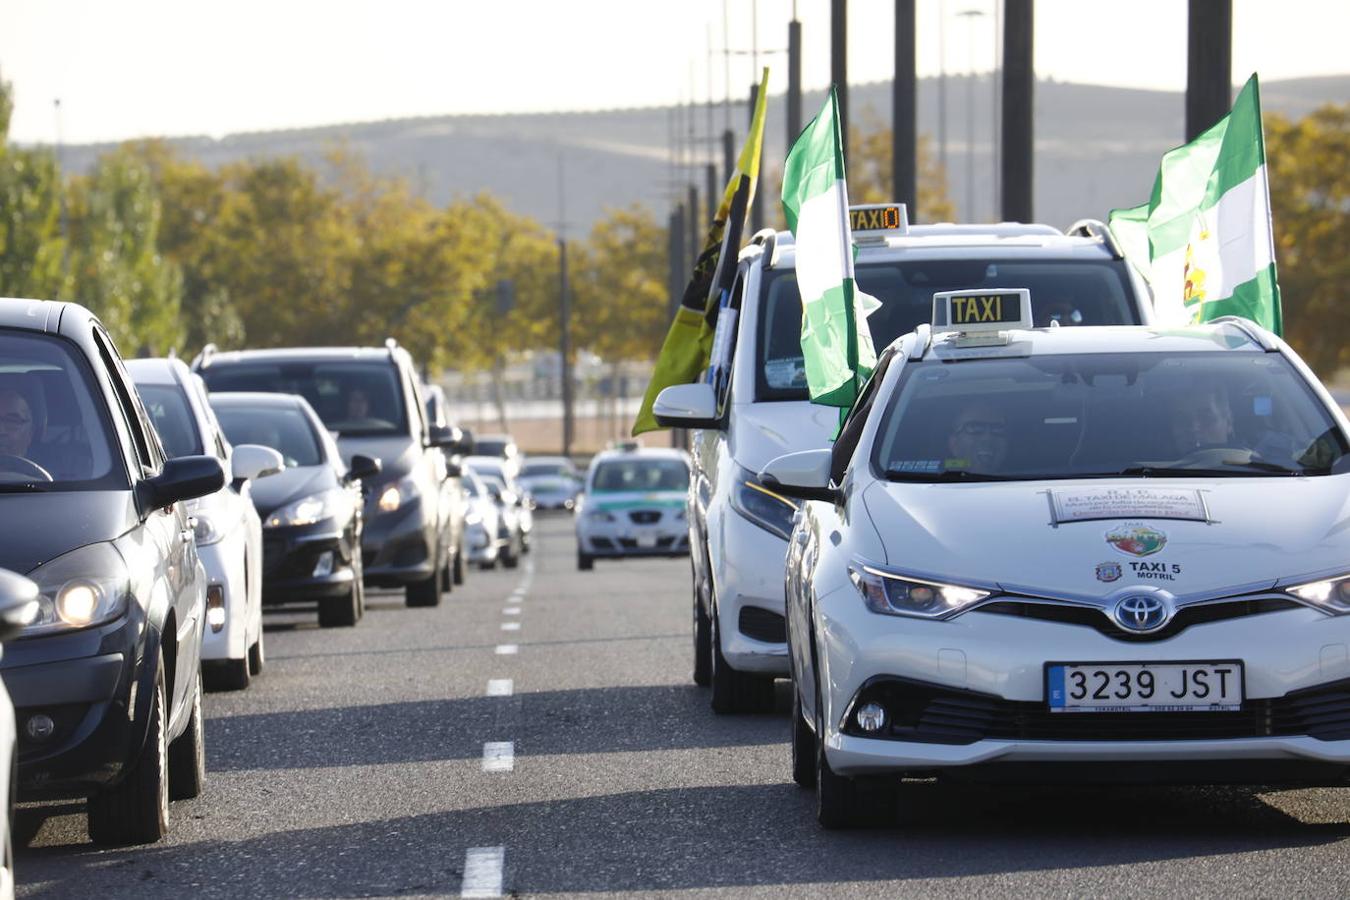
[829,348,896,485]
[92,329,160,477]
[402,362,428,441]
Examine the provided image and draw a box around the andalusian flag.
[781,86,876,410]
[632,68,770,435]
[1110,74,1282,334]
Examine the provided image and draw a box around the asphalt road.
[13,516,1350,898]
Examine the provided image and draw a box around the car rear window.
[757,258,1139,401]
[590,459,689,492]
[201,360,407,437]
[214,403,324,468]
[135,383,204,458]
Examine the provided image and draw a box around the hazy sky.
[1,0,1346,145]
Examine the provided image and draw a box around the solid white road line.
[494,644,518,655]
[486,678,514,697]
[482,741,515,772]
[461,846,505,898]
[503,606,521,615]
[500,622,521,631]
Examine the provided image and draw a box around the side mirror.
[427,424,458,448]
[0,569,38,641]
[231,444,284,483]
[142,456,227,511]
[759,449,838,503]
[653,383,720,430]
[345,454,382,484]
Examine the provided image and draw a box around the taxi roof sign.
[849,203,909,238]
[931,288,1033,339]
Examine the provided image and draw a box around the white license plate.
[1047,661,1243,712]
[634,533,658,549]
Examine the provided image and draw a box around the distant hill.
[53,75,1348,234]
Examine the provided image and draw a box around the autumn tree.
[848,112,955,222]
[0,72,66,301]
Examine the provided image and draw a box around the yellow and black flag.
[632,67,770,436]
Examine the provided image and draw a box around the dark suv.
[0,297,225,845]
[196,342,466,606]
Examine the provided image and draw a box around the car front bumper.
[361,495,436,587]
[262,521,357,603]
[815,592,1350,780]
[710,510,790,675]
[0,610,153,799]
[577,519,689,558]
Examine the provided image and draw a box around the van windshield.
[756,258,1138,401]
[201,361,407,437]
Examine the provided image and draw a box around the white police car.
[764,289,1350,828]
[575,447,690,570]
[654,206,1154,714]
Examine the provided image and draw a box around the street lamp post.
[957,9,985,223]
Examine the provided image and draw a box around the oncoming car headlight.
[267,490,353,528]
[25,543,130,636]
[1287,575,1350,614]
[848,561,992,620]
[377,476,421,513]
[729,467,799,540]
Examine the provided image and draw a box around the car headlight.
[266,490,353,528]
[465,510,483,526]
[848,561,992,620]
[585,508,616,522]
[1287,575,1350,614]
[377,476,420,513]
[730,466,798,540]
[25,543,130,636]
[192,513,224,546]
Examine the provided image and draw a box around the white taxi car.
[575,447,690,570]
[654,205,1153,714]
[764,290,1350,828]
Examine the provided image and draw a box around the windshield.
[0,331,122,490]
[214,404,324,468]
[201,360,407,437]
[135,383,203,458]
[474,438,510,457]
[591,458,689,492]
[871,351,1349,481]
[757,258,1138,401]
[521,462,574,479]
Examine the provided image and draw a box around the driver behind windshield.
[947,401,1009,472]
[1168,381,1235,455]
[0,380,40,459]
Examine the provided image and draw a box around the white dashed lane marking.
[482,741,515,772]
[494,644,518,655]
[503,606,521,616]
[500,622,520,632]
[461,846,505,897]
[486,678,514,697]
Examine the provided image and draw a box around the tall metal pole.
[958,9,985,222]
[706,163,718,222]
[831,0,849,161]
[688,184,701,272]
[1185,0,1232,141]
[992,0,1002,217]
[787,17,803,145]
[559,237,573,458]
[722,129,735,196]
[54,98,68,289]
[892,0,917,214]
[1001,0,1033,222]
[748,82,764,234]
[670,204,687,318]
[722,0,733,131]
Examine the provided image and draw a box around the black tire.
[440,540,454,593]
[791,684,816,788]
[501,536,520,570]
[406,569,440,607]
[692,565,711,687]
[814,683,896,829]
[168,670,206,801]
[88,656,169,846]
[203,657,250,692]
[248,631,265,676]
[709,602,776,714]
[577,551,594,571]
[453,541,466,584]
[320,583,361,627]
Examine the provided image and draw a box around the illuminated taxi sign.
[932,288,1033,337]
[849,203,909,235]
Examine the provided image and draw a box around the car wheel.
[319,583,361,627]
[814,681,896,829]
[577,551,594,571]
[88,653,169,845]
[453,541,466,584]
[204,657,250,692]
[248,631,265,676]
[502,536,520,569]
[440,550,454,593]
[791,682,817,788]
[692,564,711,687]
[168,669,206,801]
[709,599,775,714]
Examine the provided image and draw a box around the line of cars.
[0,298,553,887]
[651,204,1350,828]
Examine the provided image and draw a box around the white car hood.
[730,400,839,472]
[861,475,1350,599]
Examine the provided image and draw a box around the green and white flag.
[1112,74,1282,334]
[781,86,877,411]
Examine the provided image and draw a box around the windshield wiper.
[884,468,1011,483]
[1114,465,1284,478]
[0,482,49,492]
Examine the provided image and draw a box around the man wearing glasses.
[947,401,1009,472]
[0,379,40,460]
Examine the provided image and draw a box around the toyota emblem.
[1113,594,1171,633]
